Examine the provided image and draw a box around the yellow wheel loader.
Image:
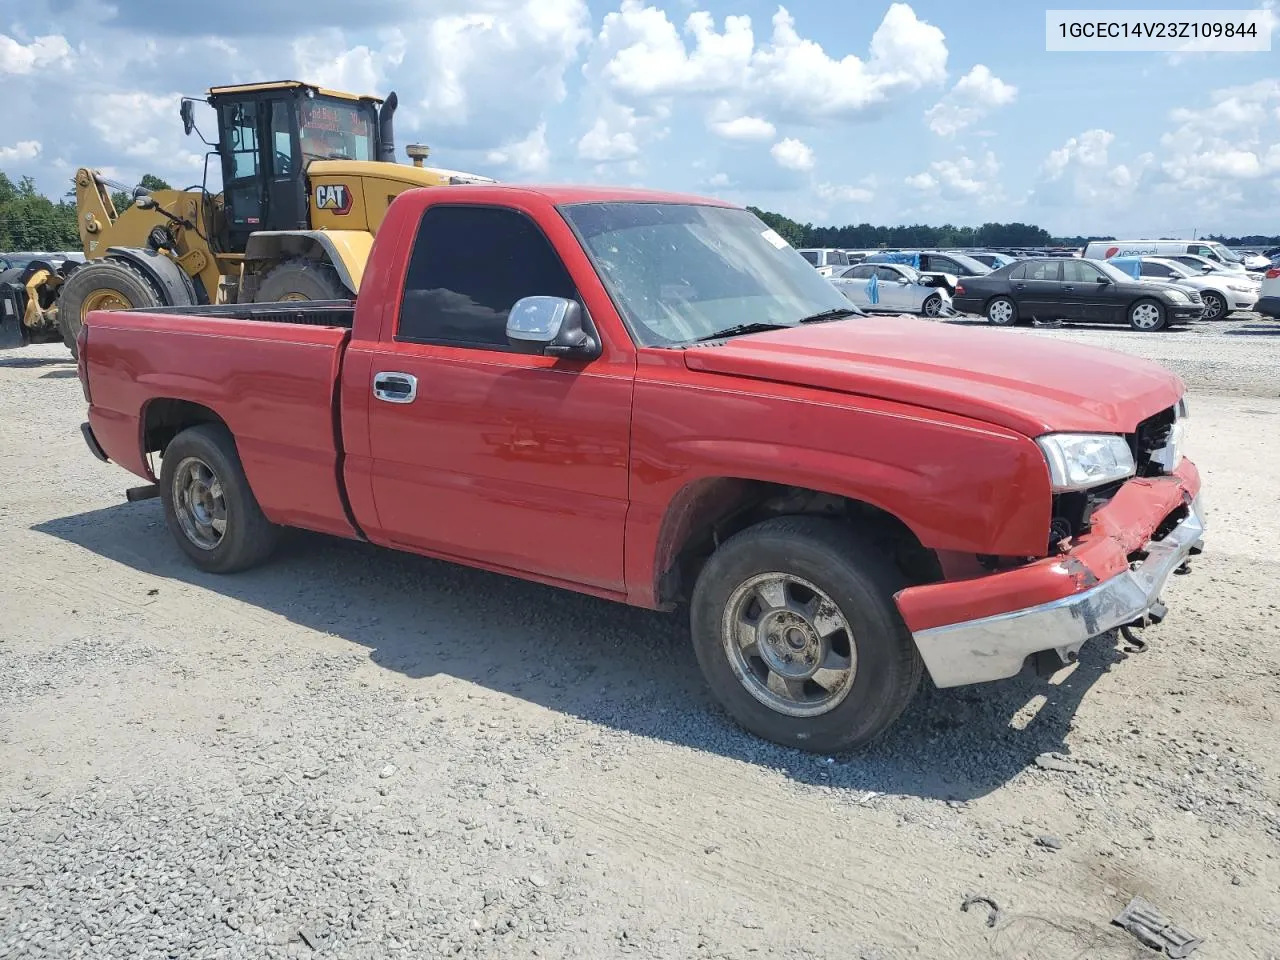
[0,80,496,357]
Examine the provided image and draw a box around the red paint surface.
[82,183,1193,624]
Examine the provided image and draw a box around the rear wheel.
[690,516,923,753]
[254,259,348,303]
[986,296,1017,326]
[1128,298,1167,332]
[159,424,278,573]
[56,258,163,358]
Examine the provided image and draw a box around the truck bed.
[83,304,358,540]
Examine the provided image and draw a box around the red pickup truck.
[75,185,1205,753]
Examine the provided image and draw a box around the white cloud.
[708,172,731,187]
[0,33,72,74]
[485,122,550,176]
[815,182,873,203]
[1042,128,1114,179]
[709,114,775,141]
[924,64,1016,137]
[905,151,1000,200]
[770,137,814,171]
[578,116,641,162]
[592,1,948,126]
[0,140,41,163]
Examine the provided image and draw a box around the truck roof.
[424,184,739,208]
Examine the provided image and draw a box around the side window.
[931,256,958,272]
[875,266,900,281]
[397,205,579,349]
[1141,262,1169,278]
[1063,260,1102,282]
[1026,261,1062,281]
[270,101,295,176]
[850,265,875,279]
[799,251,819,265]
[1008,263,1027,280]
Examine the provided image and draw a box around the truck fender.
[243,231,373,295]
[103,247,200,307]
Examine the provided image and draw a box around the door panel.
[1010,260,1064,319]
[363,345,633,590]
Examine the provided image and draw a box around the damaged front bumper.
[896,464,1204,688]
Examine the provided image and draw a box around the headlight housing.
[1163,288,1190,302]
[1036,433,1136,492]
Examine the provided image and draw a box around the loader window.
[227,103,260,179]
[299,99,374,163]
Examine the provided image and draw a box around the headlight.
[1227,283,1255,293]
[1163,289,1190,302]
[1036,433,1136,492]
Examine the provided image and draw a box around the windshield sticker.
[761,228,788,249]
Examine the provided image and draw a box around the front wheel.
[1199,291,1226,321]
[690,516,923,753]
[985,296,1017,326]
[1128,298,1167,332]
[159,424,279,573]
[921,293,943,318]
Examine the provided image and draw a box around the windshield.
[299,98,376,162]
[1208,242,1242,264]
[947,253,993,274]
[560,203,856,347]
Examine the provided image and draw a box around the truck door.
[217,99,268,252]
[359,203,634,593]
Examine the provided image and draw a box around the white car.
[830,262,953,317]
[1163,252,1267,284]
[1258,265,1280,318]
[798,248,850,277]
[1238,251,1272,271]
[1128,256,1259,320]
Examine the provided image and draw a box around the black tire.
[56,258,163,359]
[985,296,1017,326]
[254,258,348,302]
[921,293,943,318]
[159,423,278,573]
[1127,297,1168,332]
[1199,291,1226,321]
[689,516,923,754]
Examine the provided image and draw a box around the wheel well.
[654,479,942,608]
[142,398,226,459]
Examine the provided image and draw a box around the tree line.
[0,170,171,252]
[4,167,1276,254]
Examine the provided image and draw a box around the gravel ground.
[2,319,1278,960]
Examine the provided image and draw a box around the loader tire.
[57,258,163,359]
[253,259,348,303]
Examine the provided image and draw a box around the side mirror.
[180,100,195,137]
[133,186,155,210]
[506,296,600,359]
[1201,265,1213,273]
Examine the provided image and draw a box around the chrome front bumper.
[913,498,1205,688]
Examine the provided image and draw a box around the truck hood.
[682,316,1183,436]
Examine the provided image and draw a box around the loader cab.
[201,82,389,252]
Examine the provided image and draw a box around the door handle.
[1014,283,1026,290]
[373,372,417,404]
[1063,285,1075,292]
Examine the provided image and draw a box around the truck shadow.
[34,502,1128,803]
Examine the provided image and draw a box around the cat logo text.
[314,184,353,216]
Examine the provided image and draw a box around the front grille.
[1186,290,1203,304]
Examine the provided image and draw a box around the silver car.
[830,262,953,317]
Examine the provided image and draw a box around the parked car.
[1110,256,1258,320]
[966,252,1017,270]
[830,262,953,317]
[75,184,1204,754]
[952,256,1204,331]
[1161,252,1267,283]
[797,248,850,277]
[1239,251,1272,271]
[1082,239,1252,275]
[1258,266,1280,318]
[864,251,989,295]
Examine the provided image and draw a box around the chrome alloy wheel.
[171,456,227,550]
[720,573,857,718]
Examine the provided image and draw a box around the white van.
[1083,239,1250,273]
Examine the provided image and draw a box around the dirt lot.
[2,315,1278,959]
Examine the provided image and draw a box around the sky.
[2,0,1278,236]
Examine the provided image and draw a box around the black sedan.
[951,257,1204,332]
